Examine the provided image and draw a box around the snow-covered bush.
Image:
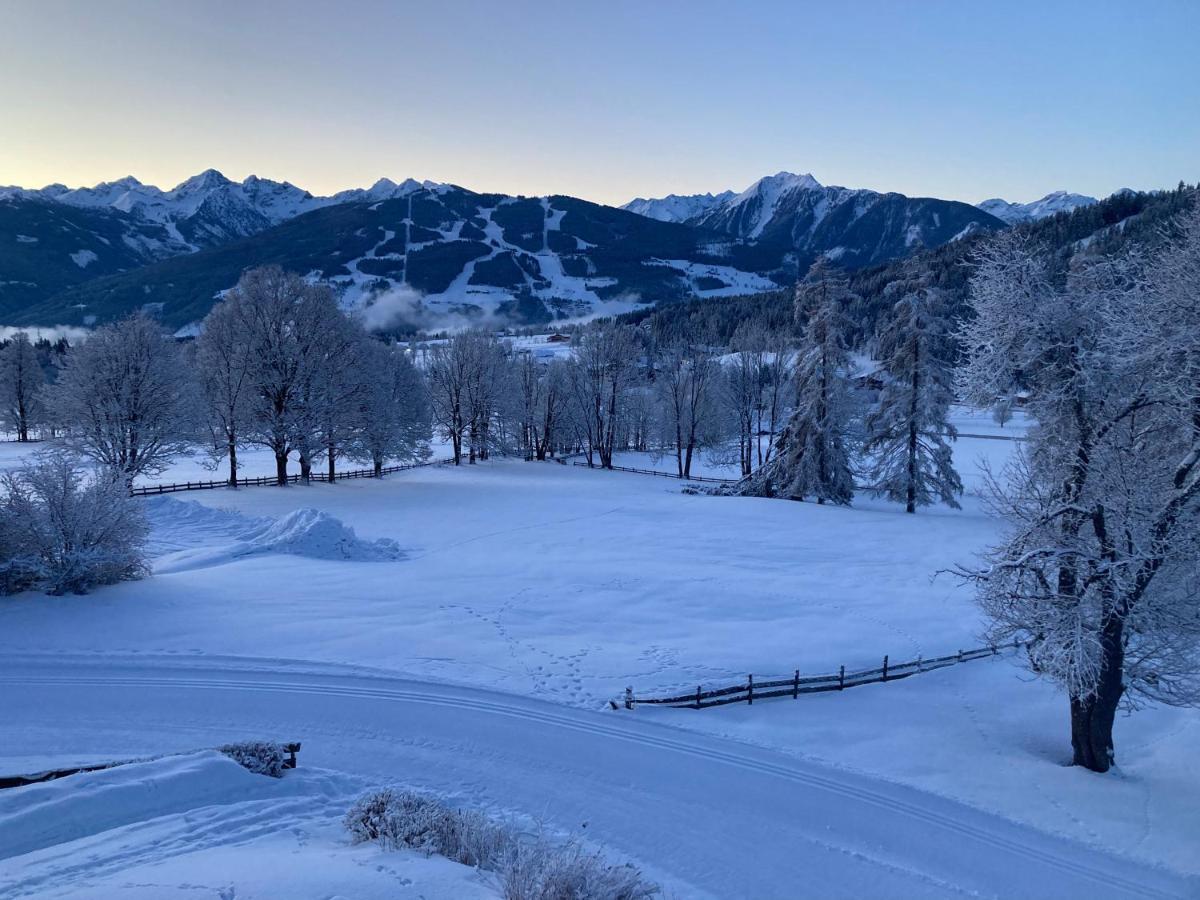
[218,741,287,777]
[0,452,148,595]
[344,789,455,853]
[345,789,658,899]
[502,841,660,900]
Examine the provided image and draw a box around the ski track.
[1,655,1193,900]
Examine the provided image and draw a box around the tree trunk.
[327,445,336,482]
[1070,621,1125,772]
[373,452,384,478]
[228,440,238,487]
[299,452,312,482]
[274,451,289,486]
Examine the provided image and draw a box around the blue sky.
[1,0,1196,205]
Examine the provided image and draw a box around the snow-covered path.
[1,654,1193,900]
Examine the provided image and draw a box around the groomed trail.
[1,654,1193,899]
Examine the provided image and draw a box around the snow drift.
[147,497,403,573]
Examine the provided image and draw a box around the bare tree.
[566,322,641,468]
[0,331,45,442]
[427,334,471,464]
[46,315,194,485]
[355,339,430,475]
[515,353,569,461]
[723,321,789,477]
[194,298,255,485]
[310,315,373,481]
[216,267,345,485]
[655,331,723,478]
[956,218,1200,772]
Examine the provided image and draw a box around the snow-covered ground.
[0,750,497,899]
[1,410,1197,896]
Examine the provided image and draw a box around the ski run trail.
[1,653,1195,899]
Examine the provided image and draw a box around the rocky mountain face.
[9,185,780,332]
[1,170,329,249]
[623,172,1006,273]
[3,168,1110,332]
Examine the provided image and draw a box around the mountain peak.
[173,168,233,193]
[977,191,1098,224]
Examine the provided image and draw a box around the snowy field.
[1,411,1197,897]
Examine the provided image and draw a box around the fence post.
[747,674,753,705]
[991,644,998,655]
[958,648,963,662]
[838,665,845,690]
[882,655,889,682]
[916,654,923,673]
[624,687,633,710]
[793,669,799,700]
[695,685,702,709]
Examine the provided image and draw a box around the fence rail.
[570,460,738,485]
[129,458,455,497]
[619,640,1026,710]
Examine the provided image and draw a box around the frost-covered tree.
[462,332,513,463]
[956,220,1200,772]
[216,267,345,485]
[427,331,511,465]
[0,331,45,442]
[194,298,256,485]
[354,339,430,475]
[566,322,641,468]
[723,321,791,477]
[46,315,194,485]
[308,315,373,481]
[737,272,858,503]
[864,286,962,512]
[514,354,570,461]
[0,452,148,595]
[655,331,723,478]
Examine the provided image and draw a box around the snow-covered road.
[1,654,1192,900]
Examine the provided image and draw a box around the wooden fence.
[619,639,1027,710]
[569,460,738,485]
[129,458,455,497]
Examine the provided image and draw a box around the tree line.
[3,196,1199,773]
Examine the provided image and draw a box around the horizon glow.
[1,0,1197,207]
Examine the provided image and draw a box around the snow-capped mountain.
[0,170,463,252]
[625,172,1005,272]
[622,191,735,223]
[329,177,448,204]
[12,185,781,331]
[976,191,1098,225]
[1,170,333,249]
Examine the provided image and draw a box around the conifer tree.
[864,286,962,512]
[736,266,858,504]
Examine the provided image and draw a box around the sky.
[1,0,1197,207]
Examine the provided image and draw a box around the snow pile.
[241,507,402,562]
[0,751,266,861]
[146,497,402,572]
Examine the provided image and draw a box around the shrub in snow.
[345,789,462,854]
[345,789,658,899]
[218,741,287,778]
[502,841,660,900]
[0,452,148,595]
